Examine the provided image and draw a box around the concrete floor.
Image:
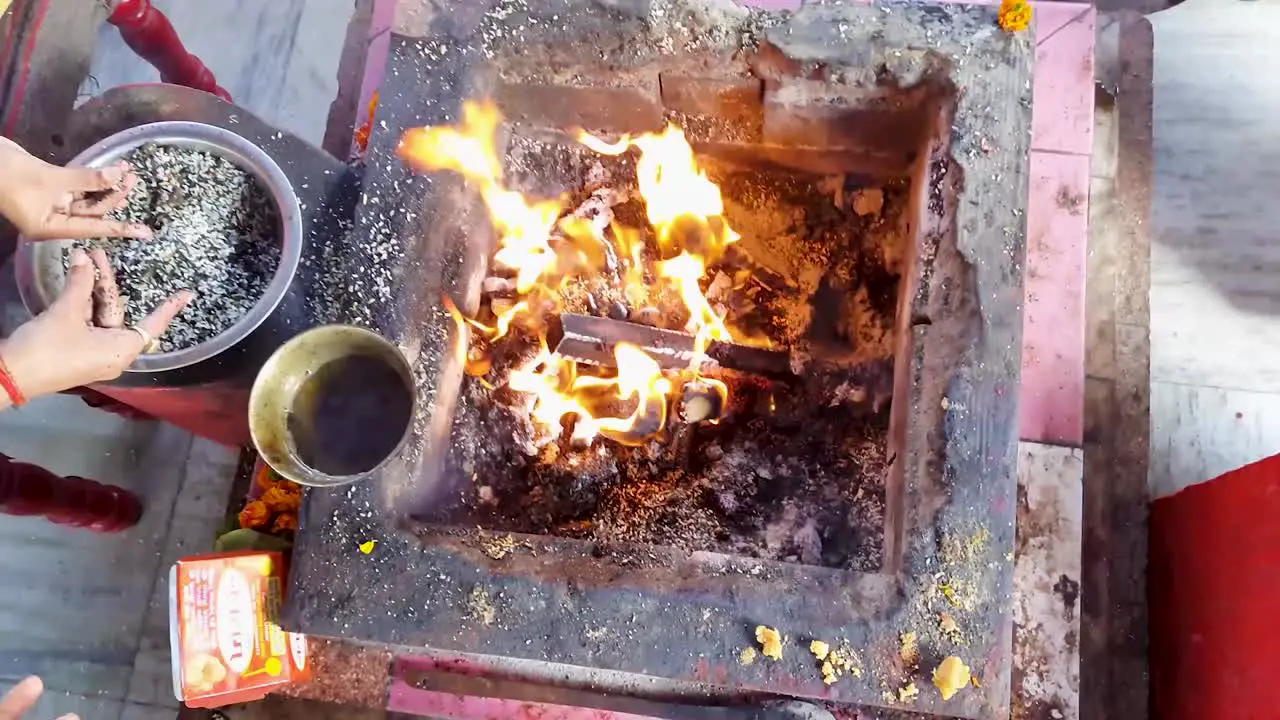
[0,397,239,720]
[1148,0,1280,498]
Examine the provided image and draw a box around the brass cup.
[248,325,416,487]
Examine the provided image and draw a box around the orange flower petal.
[238,500,270,530]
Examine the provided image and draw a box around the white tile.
[1014,442,1082,719]
[126,439,237,709]
[1150,381,1280,498]
[0,397,191,700]
[0,680,125,720]
[120,702,177,720]
[124,648,178,710]
[270,0,358,145]
[85,0,354,148]
[170,437,240,521]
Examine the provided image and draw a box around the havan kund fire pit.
[285,2,1031,717]
[397,101,899,570]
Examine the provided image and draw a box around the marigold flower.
[272,513,298,534]
[998,0,1031,32]
[238,500,270,530]
[261,485,301,514]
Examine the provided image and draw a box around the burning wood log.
[548,313,794,379]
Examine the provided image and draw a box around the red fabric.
[1150,453,1280,719]
[91,384,250,447]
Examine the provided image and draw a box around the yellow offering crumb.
[933,656,972,701]
[358,540,377,554]
[738,647,757,666]
[898,682,920,703]
[809,640,830,661]
[939,613,963,643]
[820,660,837,685]
[899,631,919,667]
[755,625,783,660]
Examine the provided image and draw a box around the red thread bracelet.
[0,353,26,407]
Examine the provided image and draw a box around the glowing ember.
[399,102,744,447]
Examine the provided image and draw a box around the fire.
[399,102,563,313]
[578,126,739,258]
[579,125,738,357]
[507,341,669,447]
[399,103,741,448]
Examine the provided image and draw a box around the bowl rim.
[13,120,304,373]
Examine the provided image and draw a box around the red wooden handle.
[107,0,232,102]
[0,454,143,532]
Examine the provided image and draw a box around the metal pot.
[13,120,303,373]
[248,325,416,488]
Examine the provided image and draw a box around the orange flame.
[400,105,740,447]
[579,126,737,358]
[507,341,670,446]
[399,102,564,299]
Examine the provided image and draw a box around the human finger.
[72,173,137,216]
[42,213,152,241]
[90,248,125,328]
[133,290,195,346]
[52,248,96,318]
[59,162,128,193]
[68,179,132,217]
[0,676,43,720]
[97,291,191,370]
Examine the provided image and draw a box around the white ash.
[72,143,280,352]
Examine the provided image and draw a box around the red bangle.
[0,353,27,407]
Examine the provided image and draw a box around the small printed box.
[168,551,309,708]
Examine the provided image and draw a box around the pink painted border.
[737,0,1096,445]
[348,0,396,157]
[1020,3,1094,446]
[388,680,664,720]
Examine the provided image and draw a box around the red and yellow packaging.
[168,551,309,707]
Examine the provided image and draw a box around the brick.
[494,82,663,135]
[658,74,764,142]
[659,74,762,119]
[761,80,931,177]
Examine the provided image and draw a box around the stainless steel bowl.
[13,121,303,373]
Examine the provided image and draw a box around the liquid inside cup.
[286,353,413,476]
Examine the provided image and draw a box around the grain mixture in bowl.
[71,143,281,353]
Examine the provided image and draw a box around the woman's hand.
[0,248,192,401]
[0,676,77,720]
[0,136,152,241]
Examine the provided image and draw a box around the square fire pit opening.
[415,41,961,576]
